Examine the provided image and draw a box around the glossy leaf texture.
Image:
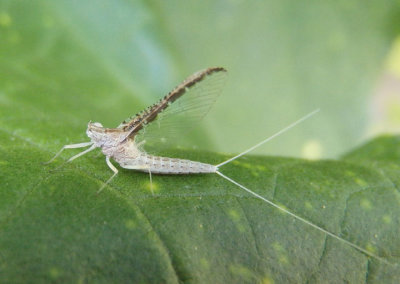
[1,131,400,282]
[1,0,400,283]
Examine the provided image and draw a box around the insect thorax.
[86,122,126,150]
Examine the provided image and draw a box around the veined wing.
[119,67,227,146]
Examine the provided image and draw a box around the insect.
[46,67,387,264]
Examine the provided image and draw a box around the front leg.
[66,144,96,163]
[45,141,94,164]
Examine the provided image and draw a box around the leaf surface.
[1,1,400,283]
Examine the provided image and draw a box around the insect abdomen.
[119,154,217,174]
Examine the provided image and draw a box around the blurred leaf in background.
[145,0,400,159]
[1,0,400,282]
[2,0,400,158]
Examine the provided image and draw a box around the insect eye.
[92,122,103,127]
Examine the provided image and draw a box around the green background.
[2,0,400,158]
[1,0,400,282]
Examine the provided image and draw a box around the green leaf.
[1,0,400,283]
[1,130,400,282]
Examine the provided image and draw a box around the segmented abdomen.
[119,154,217,174]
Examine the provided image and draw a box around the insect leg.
[45,141,94,164]
[148,168,154,195]
[136,140,146,148]
[65,144,97,163]
[97,156,119,193]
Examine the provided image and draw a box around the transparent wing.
[125,67,227,148]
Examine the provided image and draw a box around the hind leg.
[148,168,154,195]
[97,156,118,193]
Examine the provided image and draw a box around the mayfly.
[46,67,388,264]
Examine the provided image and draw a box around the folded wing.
[119,67,227,147]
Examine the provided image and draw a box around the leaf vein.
[0,126,183,283]
[236,198,263,260]
[365,259,370,284]
[133,205,182,284]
